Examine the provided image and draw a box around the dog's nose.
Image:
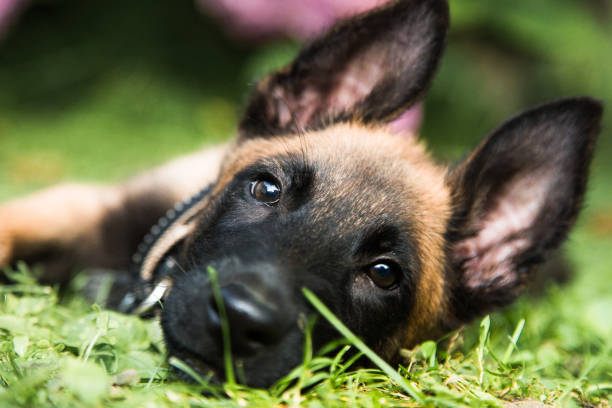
[208,283,289,355]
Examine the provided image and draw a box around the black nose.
[208,283,289,356]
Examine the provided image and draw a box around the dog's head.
[157,0,601,387]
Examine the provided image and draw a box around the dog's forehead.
[221,123,449,220]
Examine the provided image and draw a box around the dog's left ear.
[239,0,449,138]
[445,98,602,322]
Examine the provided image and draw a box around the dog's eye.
[250,180,281,205]
[367,262,400,289]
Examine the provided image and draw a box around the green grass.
[0,251,610,407]
[0,0,611,406]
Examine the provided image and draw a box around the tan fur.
[0,144,228,276]
[0,184,122,266]
[126,144,229,203]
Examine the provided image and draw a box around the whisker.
[169,255,189,278]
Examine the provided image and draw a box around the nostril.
[210,283,290,356]
[245,329,277,347]
[245,330,266,344]
[207,295,221,327]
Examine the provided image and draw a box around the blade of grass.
[168,357,222,398]
[502,318,525,364]
[207,266,236,385]
[477,315,490,386]
[302,287,426,405]
[5,352,22,380]
[168,356,207,386]
[297,315,317,390]
[329,345,352,375]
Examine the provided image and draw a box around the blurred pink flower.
[196,0,388,40]
[0,0,27,40]
[388,104,423,139]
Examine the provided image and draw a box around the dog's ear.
[239,0,449,138]
[445,98,602,321]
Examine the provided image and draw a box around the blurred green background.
[0,0,611,368]
[0,0,611,199]
[1,0,611,198]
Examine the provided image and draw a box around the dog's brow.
[249,152,315,187]
[355,223,421,268]
[356,224,399,256]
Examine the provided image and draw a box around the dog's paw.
[0,204,76,283]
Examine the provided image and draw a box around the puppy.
[0,0,602,387]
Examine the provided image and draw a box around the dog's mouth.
[163,328,223,384]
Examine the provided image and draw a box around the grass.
[0,0,611,406]
[0,253,610,407]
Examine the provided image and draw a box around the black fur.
[445,98,602,323]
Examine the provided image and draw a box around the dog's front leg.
[0,144,228,284]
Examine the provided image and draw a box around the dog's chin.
[163,326,307,388]
[169,351,220,385]
[167,352,289,389]
[166,353,302,389]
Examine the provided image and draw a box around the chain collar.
[117,184,214,315]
